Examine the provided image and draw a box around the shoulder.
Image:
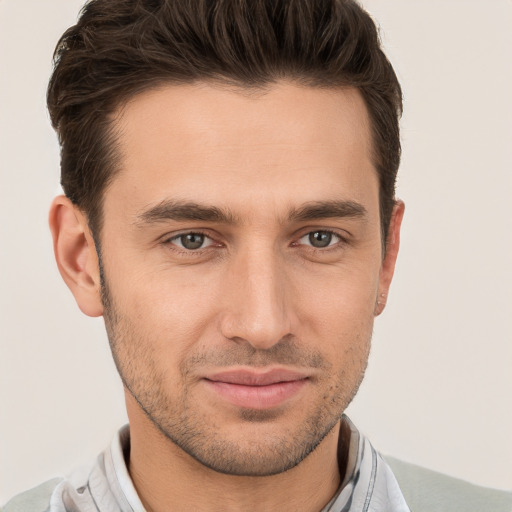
[384,456,512,512]
[1,478,62,512]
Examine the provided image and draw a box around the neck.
[127,402,347,512]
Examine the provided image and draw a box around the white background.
[1,0,511,501]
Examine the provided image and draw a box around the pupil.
[181,233,204,250]
[309,231,332,248]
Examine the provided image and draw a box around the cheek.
[296,262,380,322]
[292,263,379,360]
[112,266,220,353]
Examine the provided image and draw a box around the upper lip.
[204,368,309,386]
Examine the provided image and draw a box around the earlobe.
[374,200,405,316]
[49,195,103,317]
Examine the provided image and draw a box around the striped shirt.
[7,417,410,511]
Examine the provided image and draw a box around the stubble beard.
[100,274,371,477]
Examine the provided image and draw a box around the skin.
[50,82,404,512]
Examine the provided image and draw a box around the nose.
[219,248,295,350]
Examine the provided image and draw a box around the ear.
[374,200,405,316]
[49,195,103,317]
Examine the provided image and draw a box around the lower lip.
[204,379,308,409]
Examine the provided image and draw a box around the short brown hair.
[47,0,402,241]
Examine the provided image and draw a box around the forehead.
[107,82,377,220]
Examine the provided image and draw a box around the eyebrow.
[287,200,367,223]
[134,199,367,227]
[135,200,239,226]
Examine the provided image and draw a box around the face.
[98,82,392,476]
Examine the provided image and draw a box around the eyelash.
[163,231,218,255]
[295,230,345,251]
[162,229,348,255]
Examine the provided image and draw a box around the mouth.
[203,368,309,409]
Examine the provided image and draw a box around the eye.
[169,232,214,250]
[299,230,341,248]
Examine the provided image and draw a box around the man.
[2,0,511,511]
